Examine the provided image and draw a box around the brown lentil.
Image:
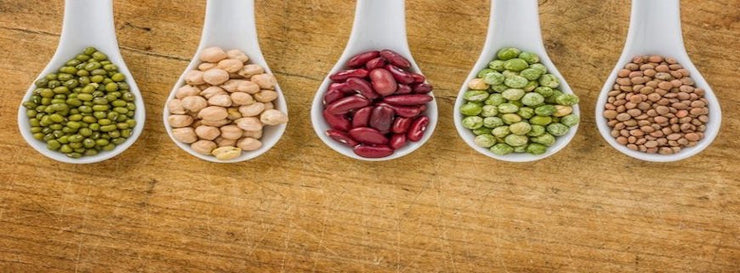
[603,55,709,154]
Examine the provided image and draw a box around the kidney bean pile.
[604,55,708,155]
[322,49,433,158]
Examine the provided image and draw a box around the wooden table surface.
[1,0,738,272]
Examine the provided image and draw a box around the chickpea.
[199,47,227,63]
[242,130,262,139]
[220,125,243,140]
[251,74,277,90]
[237,81,260,94]
[227,107,242,120]
[167,98,186,114]
[172,127,198,144]
[199,119,230,127]
[208,94,232,107]
[182,96,208,113]
[235,117,262,131]
[198,106,228,121]
[195,125,220,140]
[212,146,242,160]
[198,62,217,71]
[175,85,200,99]
[168,114,193,128]
[230,92,254,106]
[260,109,288,126]
[200,86,227,99]
[217,59,244,73]
[237,137,262,151]
[214,137,237,147]
[238,103,265,117]
[191,140,217,155]
[203,68,230,85]
[254,90,278,103]
[263,102,274,110]
[220,79,243,92]
[238,64,264,78]
[227,49,249,63]
[184,70,205,85]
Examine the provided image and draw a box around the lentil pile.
[22,47,137,158]
[603,55,708,154]
[167,47,288,161]
[460,47,579,156]
[322,49,433,158]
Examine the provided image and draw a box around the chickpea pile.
[604,55,708,155]
[167,47,288,160]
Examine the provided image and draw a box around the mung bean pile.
[459,47,579,155]
[21,47,136,158]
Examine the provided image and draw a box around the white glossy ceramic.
[453,0,579,162]
[17,0,145,164]
[310,0,438,161]
[595,0,721,162]
[163,0,288,163]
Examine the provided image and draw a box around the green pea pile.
[460,47,579,156]
[22,47,137,158]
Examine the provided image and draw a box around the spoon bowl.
[163,0,288,163]
[17,0,145,164]
[453,0,579,162]
[310,0,438,161]
[595,0,721,162]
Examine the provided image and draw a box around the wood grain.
[0,0,738,272]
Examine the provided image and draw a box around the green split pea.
[460,47,580,156]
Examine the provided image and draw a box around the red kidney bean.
[326,129,358,147]
[419,104,427,112]
[407,115,430,142]
[349,127,389,145]
[352,106,372,128]
[411,83,433,94]
[411,73,425,83]
[346,77,378,100]
[392,117,412,133]
[389,134,407,150]
[365,57,387,70]
[323,110,351,131]
[369,106,395,134]
[329,82,353,94]
[396,84,412,94]
[377,102,422,118]
[353,145,393,158]
[385,64,415,84]
[369,68,398,96]
[380,49,411,69]
[325,95,371,115]
[383,94,433,106]
[347,51,379,67]
[323,88,345,105]
[330,69,368,82]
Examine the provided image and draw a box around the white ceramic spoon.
[453,0,579,162]
[17,0,145,164]
[163,0,287,163]
[310,0,438,161]
[595,0,721,162]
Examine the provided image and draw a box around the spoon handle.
[626,0,686,56]
[199,0,260,53]
[487,0,544,50]
[346,0,409,55]
[58,0,117,50]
